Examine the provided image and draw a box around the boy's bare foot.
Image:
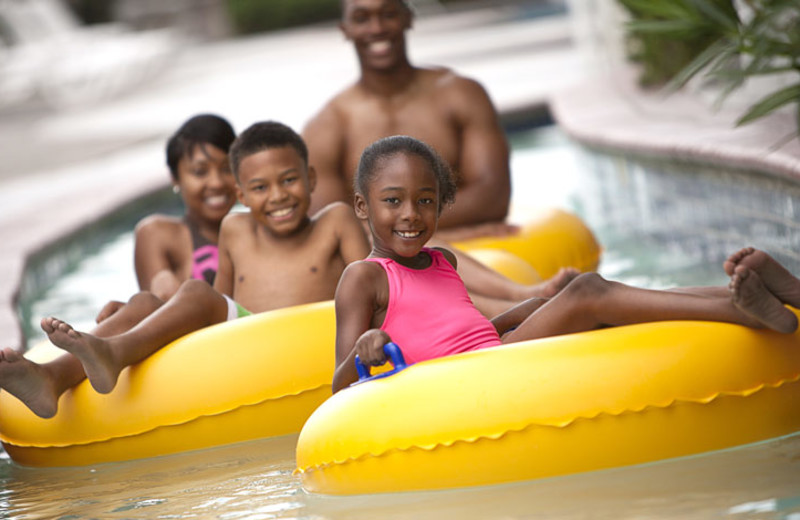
[41,317,120,394]
[0,347,59,418]
[729,266,798,334]
[527,267,581,299]
[724,247,800,307]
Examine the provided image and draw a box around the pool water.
[6,125,800,519]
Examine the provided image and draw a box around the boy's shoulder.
[218,211,254,238]
[314,200,353,217]
[312,201,359,227]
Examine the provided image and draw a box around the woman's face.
[174,143,237,225]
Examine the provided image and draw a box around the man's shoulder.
[421,67,484,92]
[308,82,361,119]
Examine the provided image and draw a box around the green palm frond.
[736,83,800,126]
[618,0,800,137]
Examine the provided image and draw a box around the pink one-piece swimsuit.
[365,247,502,364]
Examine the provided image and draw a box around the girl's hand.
[355,329,392,366]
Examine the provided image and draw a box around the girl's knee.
[176,279,219,304]
[564,272,609,297]
[127,291,163,313]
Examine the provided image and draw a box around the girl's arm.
[212,216,236,297]
[134,217,184,299]
[490,297,549,337]
[332,261,386,392]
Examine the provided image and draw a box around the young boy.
[0,121,370,418]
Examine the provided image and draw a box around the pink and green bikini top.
[364,247,502,364]
[186,217,218,285]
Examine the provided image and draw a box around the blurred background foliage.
[618,0,800,133]
[617,0,737,87]
[226,0,482,34]
[226,0,340,34]
[67,0,483,34]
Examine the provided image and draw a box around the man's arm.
[303,105,351,215]
[437,77,511,230]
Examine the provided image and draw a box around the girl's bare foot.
[724,247,800,306]
[0,347,59,418]
[526,267,580,299]
[40,317,120,394]
[729,266,798,334]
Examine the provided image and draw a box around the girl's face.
[175,143,237,225]
[355,152,439,266]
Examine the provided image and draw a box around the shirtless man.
[303,0,576,315]
[304,0,512,240]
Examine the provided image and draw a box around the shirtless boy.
[0,121,369,418]
[303,0,577,315]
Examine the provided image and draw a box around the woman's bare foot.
[729,266,798,334]
[0,347,59,418]
[525,267,581,299]
[41,317,120,394]
[724,247,800,306]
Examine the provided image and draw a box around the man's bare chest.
[343,110,460,178]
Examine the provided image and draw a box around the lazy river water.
[6,126,800,519]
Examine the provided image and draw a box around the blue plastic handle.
[352,342,408,386]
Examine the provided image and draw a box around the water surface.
[6,126,800,519]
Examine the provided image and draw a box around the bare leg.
[41,280,228,394]
[729,266,798,333]
[430,238,578,301]
[470,293,519,318]
[0,291,164,418]
[0,348,62,418]
[503,273,766,344]
[724,247,800,307]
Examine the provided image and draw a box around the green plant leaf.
[736,82,800,125]
[626,19,705,36]
[618,0,694,19]
[667,38,736,90]
[687,0,740,31]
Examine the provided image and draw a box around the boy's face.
[340,0,411,71]
[355,152,439,262]
[236,146,316,237]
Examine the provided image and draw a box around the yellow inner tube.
[453,208,602,279]
[296,312,800,495]
[0,209,600,468]
[0,301,336,467]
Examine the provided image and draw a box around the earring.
[172,185,180,194]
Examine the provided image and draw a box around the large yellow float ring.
[0,210,600,467]
[453,208,602,279]
[0,301,336,467]
[295,312,800,495]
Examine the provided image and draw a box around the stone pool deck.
[1,5,799,350]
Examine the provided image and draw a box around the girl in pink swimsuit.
[331,136,800,392]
